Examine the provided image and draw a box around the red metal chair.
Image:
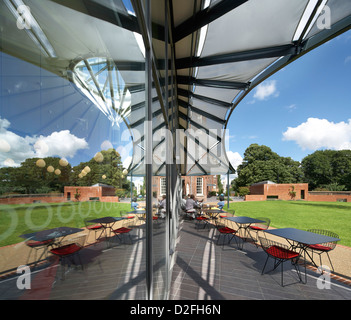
[25,238,55,266]
[258,236,302,287]
[216,224,238,248]
[195,215,210,230]
[84,219,103,244]
[112,218,133,244]
[306,229,339,272]
[249,217,270,246]
[50,234,87,280]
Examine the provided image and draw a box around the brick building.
[246,181,308,201]
[64,183,118,202]
[246,181,351,202]
[152,175,217,201]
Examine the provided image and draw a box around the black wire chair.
[216,220,238,249]
[258,236,302,287]
[50,234,87,281]
[306,229,339,272]
[249,217,270,246]
[84,219,104,244]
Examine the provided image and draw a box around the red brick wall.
[245,195,266,201]
[0,195,65,205]
[64,186,118,202]
[247,183,309,201]
[249,184,265,195]
[308,192,351,202]
[247,183,351,202]
[265,183,309,200]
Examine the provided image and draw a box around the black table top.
[127,210,146,214]
[20,227,83,242]
[264,228,340,245]
[87,216,125,224]
[226,216,265,224]
[202,209,224,213]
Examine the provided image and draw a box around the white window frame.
[160,177,166,196]
[196,177,203,196]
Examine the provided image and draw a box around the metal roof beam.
[176,44,297,69]
[177,76,248,90]
[177,88,231,108]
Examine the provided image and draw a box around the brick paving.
[0,218,351,300]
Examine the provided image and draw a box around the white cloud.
[122,155,132,169]
[253,80,279,101]
[34,130,88,158]
[0,118,89,167]
[282,118,351,151]
[226,151,243,170]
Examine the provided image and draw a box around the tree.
[72,148,127,189]
[301,150,351,190]
[0,157,72,194]
[234,144,304,189]
[217,175,224,194]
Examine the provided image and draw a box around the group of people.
[131,193,226,220]
[182,194,226,219]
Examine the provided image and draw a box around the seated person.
[217,195,225,210]
[158,194,166,218]
[131,198,139,210]
[180,194,187,211]
[185,194,200,219]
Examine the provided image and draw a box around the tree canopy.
[233,144,351,192]
[234,144,304,188]
[0,148,129,195]
[301,150,351,190]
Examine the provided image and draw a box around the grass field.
[0,200,350,247]
[226,200,351,247]
[0,201,131,247]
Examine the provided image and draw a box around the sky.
[225,29,351,173]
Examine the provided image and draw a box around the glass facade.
[0,0,178,300]
[1,0,350,301]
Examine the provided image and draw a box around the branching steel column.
[131,0,153,300]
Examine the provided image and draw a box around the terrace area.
[1,212,351,301]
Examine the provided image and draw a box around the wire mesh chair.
[258,236,302,287]
[195,215,210,230]
[120,210,135,228]
[216,219,238,248]
[25,238,55,266]
[249,217,270,246]
[112,225,133,244]
[306,229,339,272]
[50,234,87,280]
[84,219,103,244]
[226,209,235,217]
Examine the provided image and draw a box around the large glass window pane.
[0,0,147,300]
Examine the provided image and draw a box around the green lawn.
[226,200,351,247]
[1,200,350,247]
[0,201,131,247]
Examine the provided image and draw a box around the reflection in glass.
[70,57,131,127]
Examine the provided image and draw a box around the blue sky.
[225,29,351,170]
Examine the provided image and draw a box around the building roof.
[1,0,351,176]
[91,183,115,188]
[252,181,277,186]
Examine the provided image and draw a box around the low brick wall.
[0,195,65,205]
[245,195,266,201]
[100,196,119,202]
[308,192,351,202]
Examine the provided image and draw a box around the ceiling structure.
[1,0,351,176]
